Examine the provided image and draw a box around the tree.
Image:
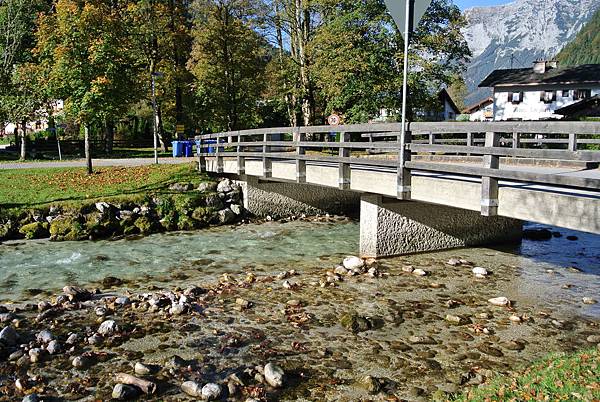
[310,0,470,123]
[36,0,140,173]
[0,0,49,160]
[188,0,268,132]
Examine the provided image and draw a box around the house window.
[540,90,556,103]
[573,89,592,101]
[510,92,523,104]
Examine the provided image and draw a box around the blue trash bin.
[172,141,183,157]
[183,141,193,157]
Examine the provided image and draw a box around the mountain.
[461,0,600,106]
[556,8,600,66]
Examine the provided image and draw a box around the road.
[0,157,198,170]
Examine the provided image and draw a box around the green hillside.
[556,9,600,65]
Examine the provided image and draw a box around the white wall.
[469,103,494,122]
[493,86,600,121]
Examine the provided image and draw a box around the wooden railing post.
[296,128,306,184]
[263,132,272,178]
[428,131,435,145]
[512,132,520,149]
[236,131,245,175]
[568,133,577,152]
[339,132,351,190]
[216,134,224,174]
[198,138,206,173]
[481,131,500,216]
[397,126,412,200]
[466,132,473,156]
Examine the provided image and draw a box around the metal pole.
[151,74,159,165]
[57,137,62,161]
[400,0,411,150]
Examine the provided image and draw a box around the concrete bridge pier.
[359,194,523,258]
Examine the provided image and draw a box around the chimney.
[533,60,558,74]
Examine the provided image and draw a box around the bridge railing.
[196,121,600,217]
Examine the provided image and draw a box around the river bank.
[0,220,598,401]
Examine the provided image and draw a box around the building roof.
[438,89,460,114]
[555,95,600,116]
[479,64,600,88]
[463,97,493,114]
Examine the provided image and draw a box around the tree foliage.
[556,8,600,66]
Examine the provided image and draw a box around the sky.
[455,0,513,10]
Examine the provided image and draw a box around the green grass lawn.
[0,162,207,209]
[454,348,600,401]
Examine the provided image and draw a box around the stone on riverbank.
[98,320,119,336]
[181,381,203,397]
[488,297,510,307]
[343,256,364,271]
[112,383,139,400]
[340,313,371,333]
[202,383,222,400]
[0,326,18,346]
[264,363,285,388]
[19,222,49,240]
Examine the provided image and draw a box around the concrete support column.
[360,194,522,258]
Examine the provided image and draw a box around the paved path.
[0,157,197,170]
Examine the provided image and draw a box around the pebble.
[509,315,522,323]
[134,362,153,376]
[488,297,510,307]
[358,375,380,394]
[402,265,414,273]
[95,307,108,317]
[47,340,61,354]
[72,356,90,369]
[36,330,54,344]
[447,258,461,266]
[0,326,18,346]
[367,267,379,277]
[586,335,600,343]
[37,301,52,312]
[445,314,469,325]
[264,362,285,387]
[66,333,79,345]
[28,348,44,363]
[115,297,130,306]
[112,383,139,400]
[201,383,222,400]
[169,304,186,315]
[88,334,103,346]
[181,381,203,397]
[472,267,488,277]
[236,298,251,309]
[343,256,364,271]
[413,269,427,276]
[334,266,348,276]
[583,297,598,305]
[98,320,119,336]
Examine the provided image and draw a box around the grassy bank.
[0,163,204,209]
[454,347,600,401]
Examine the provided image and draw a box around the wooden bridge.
[196,121,600,257]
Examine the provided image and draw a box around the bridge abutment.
[360,194,523,258]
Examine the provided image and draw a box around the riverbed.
[0,219,598,401]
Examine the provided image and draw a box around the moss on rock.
[134,216,159,235]
[49,216,87,241]
[172,194,205,216]
[191,207,215,227]
[177,215,198,231]
[19,222,50,239]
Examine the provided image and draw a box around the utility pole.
[151,72,164,165]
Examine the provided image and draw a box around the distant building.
[415,89,461,122]
[463,97,494,122]
[555,95,600,120]
[479,61,600,121]
[2,100,64,137]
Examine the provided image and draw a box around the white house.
[463,97,494,122]
[479,61,600,121]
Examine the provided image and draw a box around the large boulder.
[50,216,86,241]
[19,222,49,240]
[217,209,236,224]
[191,207,215,226]
[134,217,158,235]
[205,194,224,210]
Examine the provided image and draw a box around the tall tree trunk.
[276,1,297,127]
[84,125,93,175]
[104,119,114,154]
[294,0,314,126]
[19,120,26,161]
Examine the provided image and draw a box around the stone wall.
[360,194,523,258]
[235,176,361,218]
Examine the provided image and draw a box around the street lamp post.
[151,72,164,165]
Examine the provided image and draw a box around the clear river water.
[0,220,598,317]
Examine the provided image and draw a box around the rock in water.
[583,297,598,305]
[488,297,510,307]
[343,256,364,271]
[358,375,381,394]
[472,267,488,276]
[22,395,40,402]
[201,383,222,400]
[340,314,372,333]
[181,381,203,397]
[98,320,119,336]
[264,363,285,388]
[134,362,153,376]
[412,269,427,276]
[112,384,139,400]
[0,326,18,346]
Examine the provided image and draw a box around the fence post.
[263,132,272,178]
[216,134,224,174]
[397,124,412,200]
[296,128,306,184]
[568,133,577,152]
[466,132,473,156]
[339,132,351,190]
[428,131,435,145]
[481,131,500,216]
[197,138,206,173]
[512,132,520,149]
[236,131,245,175]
